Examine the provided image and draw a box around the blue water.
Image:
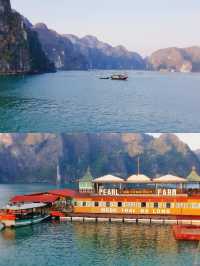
[0,184,199,266]
[0,71,200,132]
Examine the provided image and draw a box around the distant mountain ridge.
[1,0,200,74]
[33,23,200,72]
[148,46,200,72]
[0,133,199,184]
[33,23,145,70]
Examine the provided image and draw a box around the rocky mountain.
[0,0,55,75]
[33,23,145,70]
[33,23,88,70]
[148,47,200,72]
[0,133,199,184]
[2,0,200,73]
[194,149,200,161]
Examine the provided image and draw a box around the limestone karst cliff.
[0,133,199,183]
[0,0,55,74]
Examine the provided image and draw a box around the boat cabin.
[0,202,50,227]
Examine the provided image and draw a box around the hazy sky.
[11,0,200,56]
[150,134,200,150]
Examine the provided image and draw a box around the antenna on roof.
[137,157,140,175]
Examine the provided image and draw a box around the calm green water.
[0,184,199,266]
[0,71,200,132]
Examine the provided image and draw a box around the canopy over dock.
[126,174,151,183]
[153,175,187,183]
[93,175,124,184]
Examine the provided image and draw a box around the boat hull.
[111,77,128,80]
[0,214,50,228]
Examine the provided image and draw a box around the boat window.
[99,202,106,207]
[106,202,110,207]
[191,203,200,209]
[78,201,83,207]
[176,202,184,208]
[86,202,93,207]
[154,202,158,208]
[83,202,86,207]
[141,202,146,208]
[118,202,122,207]
[110,202,117,207]
[146,202,153,208]
[124,202,132,207]
[95,202,99,207]
[166,203,171,208]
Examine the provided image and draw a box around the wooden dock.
[51,212,200,225]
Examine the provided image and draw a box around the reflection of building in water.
[72,223,180,256]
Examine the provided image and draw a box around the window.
[166,203,171,209]
[74,202,77,206]
[106,202,110,207]
[99,202,106,207]
[118,202,122,207]
[146,202,154,208]
[95,202,99,207]
[83,202,86,207]
[110,202,117,207]
[86,202,93,207]
[141,202,146,208]
[154,202,158,208]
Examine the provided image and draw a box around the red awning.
[48,189,78,198]
[11,194,59,204]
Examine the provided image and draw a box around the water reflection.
[0,71,200,132]
[0,221,198,266]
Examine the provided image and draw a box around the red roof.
[11,194,59,204]
[48,189,78,198]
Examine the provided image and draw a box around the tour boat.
[111,74,128,80]
[0,202,50,227]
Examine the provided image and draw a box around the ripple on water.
[0,71,200,132]
[0,221,198,266]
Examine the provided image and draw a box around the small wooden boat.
[173,225,200,241]
[0,202,50,227]
[99,77,110,80]
[111,74,128,80]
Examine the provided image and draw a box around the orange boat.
[173,225,200,240]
